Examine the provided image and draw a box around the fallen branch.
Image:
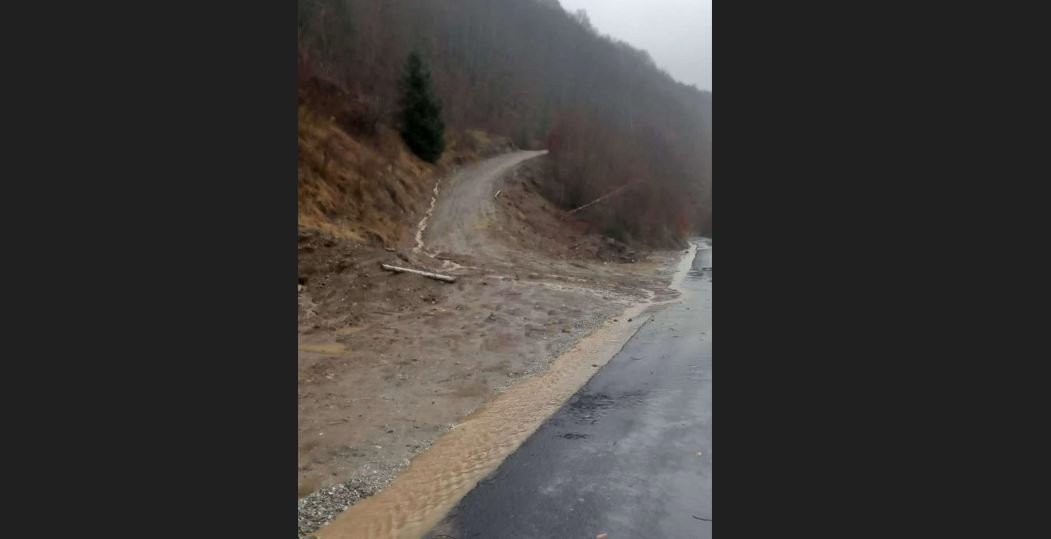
[380,263,457,283]
[568,182,634,214]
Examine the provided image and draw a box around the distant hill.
[298,0,711,244]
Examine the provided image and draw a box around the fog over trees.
[299,0,711,244]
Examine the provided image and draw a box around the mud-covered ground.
[298,153,687,536]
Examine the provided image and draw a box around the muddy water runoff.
[314,242,702,539]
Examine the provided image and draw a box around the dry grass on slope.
[298,105,433,246]
[298,101,516,247]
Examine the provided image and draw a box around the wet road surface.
[425,246,712,539]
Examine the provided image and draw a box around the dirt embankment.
[298,76,514,246]
[298,103,686,537]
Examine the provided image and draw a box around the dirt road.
[298,151,688,538]
[421,150,546,264]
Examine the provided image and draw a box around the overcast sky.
[558,0,712,91]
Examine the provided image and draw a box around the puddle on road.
[566,390,650,424]
[687,247,712,282]
[313,242,702,539]
[668,244,698,291]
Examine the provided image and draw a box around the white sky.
[558,0,712,91]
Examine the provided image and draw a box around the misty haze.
[298,1,712,537]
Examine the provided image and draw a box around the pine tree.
[397,52,445,163]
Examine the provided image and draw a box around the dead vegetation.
[495,156,642,263]
[298,0,712,245]
[298,103,431,246]
[297,76,514,247]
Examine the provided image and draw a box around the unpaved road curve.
[424,150,547,260]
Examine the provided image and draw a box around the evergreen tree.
[397,52,445,163]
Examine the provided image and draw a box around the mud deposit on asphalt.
[298,151,693,537]
[311,243,697,539]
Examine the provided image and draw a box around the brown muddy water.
[313,244,699,539]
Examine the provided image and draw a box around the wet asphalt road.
[426,247,712,539]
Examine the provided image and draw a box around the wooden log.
[380,263,457,283]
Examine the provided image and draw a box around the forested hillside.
[298,0,711,245]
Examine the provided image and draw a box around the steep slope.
[298,77,515,246]
[298,0,712,244]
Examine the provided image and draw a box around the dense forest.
[298,0,711,245]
